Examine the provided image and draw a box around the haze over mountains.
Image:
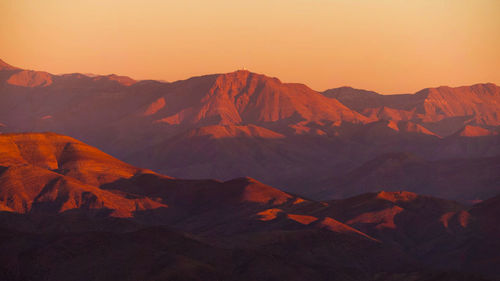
[1,58,499,202]
[0,132,499,281]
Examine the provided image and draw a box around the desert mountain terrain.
[0,133,498,280]
[1,58,499,201]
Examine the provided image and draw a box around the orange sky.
[1,0,499,94]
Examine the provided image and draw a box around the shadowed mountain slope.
[314,152,500,202]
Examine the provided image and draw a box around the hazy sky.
[1,0,499,94]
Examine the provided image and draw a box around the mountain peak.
[323,86,381,96]
[234,69,251,73]
[376,191,418,203]
[0,58,20,71]
[215,69,282,85]
[94,74,137,86]
[454,125,498,137]
[151,69,367,126]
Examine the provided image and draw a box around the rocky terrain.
[0,133,498,281]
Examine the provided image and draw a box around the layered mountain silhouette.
[0,133,498,280]
[323,84,500,135]
[0,58,499,202]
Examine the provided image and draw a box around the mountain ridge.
[0,132,499,280]
[1,59,499,202]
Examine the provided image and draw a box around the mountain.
[322,86,404,111]
[0,133,166,216]
[147,70,367,126]
[320,191,466,243]
[454,125,499,137]
[0,59,19,71]
[0,133,499,280]
[1,59,499,202]
[0,133,408,280]
[0,226,235,281]
[0,133,297,217]
[314,152,500,202]
[0,66,366,133]
[323,83,500,136]
[1,216,489,281]
[0,133,352,237]
[318,191,500,277]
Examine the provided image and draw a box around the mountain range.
[0,132,498,281]
[1,58,499,202]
